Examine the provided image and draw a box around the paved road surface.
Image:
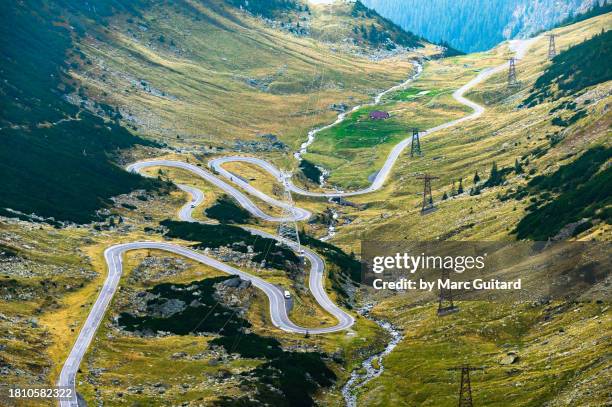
[57,165,353,406]
[58,39,535,406]
[127,160,311,222]
[211,39,537,198]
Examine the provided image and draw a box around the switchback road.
[58,39,535,406]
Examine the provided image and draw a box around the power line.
[277,171,302,254]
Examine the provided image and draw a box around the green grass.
[320,106,406,148]
[386,86,446,101]
[358,300,611,407]
[305,86,471,187]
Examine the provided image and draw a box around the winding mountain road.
[211,39,536,198]
[127,160,311,222]
[58,39,535,406]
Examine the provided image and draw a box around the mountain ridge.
[361,0,609,52]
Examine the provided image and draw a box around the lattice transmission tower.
[548,34,557,59]
[410,128,422,157]
[438,267,459,316]
[448,365,485,407]
[507,57,519,88]
[277,172,302,253]
[416,173,439,213]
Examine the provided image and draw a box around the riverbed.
[341,303,404,407]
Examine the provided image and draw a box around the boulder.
[500,353,519,365]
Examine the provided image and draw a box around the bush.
[299,159,322,184]
[514,147,611,240]
[120,276,336,407]
[160,220,300,270]
[205,195,253,224]
[299,232,361,283]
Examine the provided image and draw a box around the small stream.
[299,60,423,244]
[292,57,417,404]
[320,197,339,242]
[294,60,423,162]
[342,304,404,407]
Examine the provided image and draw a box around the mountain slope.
[0,4,434,401]
[0,0,161,223]
[0,0,436,223]
[361,0,608,52]
[329,12,611,246]
[1,3,609,407]
[332,15,611,406]
[69,0,437,149]
[523,28,612,105]
[309,0,424,50]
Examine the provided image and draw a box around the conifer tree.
[514,158,523,174]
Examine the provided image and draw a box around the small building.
[369,110,390,120]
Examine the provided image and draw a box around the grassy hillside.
[70,0,436,153]
[1,3,609,407]
[523,28,612,106]
[303,47,502,188]
[309,0,423,50]
[327,12,611,406]
[327,12,611,247]
[0,1,160,223]
[0,118,160,223]
[359,299,610,406]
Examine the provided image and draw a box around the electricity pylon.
[507,57,519,88]
[277,172,302,253]
[438,267,459,316]
[410,128,422,157]
[548,34,557,59]
[448,365,485,407]
[416,173,439,213]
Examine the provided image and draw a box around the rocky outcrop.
[214,276,254,310]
